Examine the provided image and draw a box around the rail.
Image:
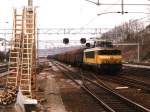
[123,64,150,69]
[0,65,8,77]
[52,60,150,112]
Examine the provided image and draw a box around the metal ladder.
[7,9,23,87]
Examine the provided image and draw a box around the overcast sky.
[0,0,150,48]
[0,0,150,28]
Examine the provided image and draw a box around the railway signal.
[80,38,86,44]
[86,43,91,48]
[63,38,69,44]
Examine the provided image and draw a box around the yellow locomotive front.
[83,48,122,72]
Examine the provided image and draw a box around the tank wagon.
[53,46,122,72]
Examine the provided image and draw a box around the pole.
[4,40,6,62]
[28,0,33,7]
[37,28,39,65]
[121,0,124,14]
[137,43,140,62]
[98,0,100,5]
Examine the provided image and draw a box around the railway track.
[52,60,150,112]
[0,65,8,88]
[97,75,150,93]
[0,65,8,74]
[122,66,150,79]
[0,68,7,73]
[82,65,150,93]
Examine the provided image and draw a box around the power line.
[80,16,98,28]
[102,0,120,12]
[130,15,150,23]
[85,0,150,6]
[97,11,150,16]
[86,0,150,15]
[80,0,121,29]
[95,4,150,6]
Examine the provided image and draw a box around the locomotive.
[51,41,122,72]
[83,47,122,72]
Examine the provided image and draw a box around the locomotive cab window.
[85,51,95,58]
[98,50,121,55]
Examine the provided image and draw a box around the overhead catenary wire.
[80,0,121,28]
[86,0,150,15]
[97,11,150,16]
[102,0,121,12]
[85,0,150,6]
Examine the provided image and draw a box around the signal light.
[63,38,69,44]
[86,43,90,48]
[80,38,86,44]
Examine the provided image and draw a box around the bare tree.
[101,19,144,42]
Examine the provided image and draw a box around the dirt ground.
[36,62,107,112]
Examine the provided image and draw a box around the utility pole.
[28,0,33,6]
[121,0,124,14]
[37,28,39,65]
[4,40,6,62]
[97,0,100,5]
[137,43,140,62]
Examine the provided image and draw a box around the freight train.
[50,44,122,72]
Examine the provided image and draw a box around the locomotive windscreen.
[98,50,121,55]
[85,51,95,58]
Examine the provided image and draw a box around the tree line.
[101,19,144,43]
